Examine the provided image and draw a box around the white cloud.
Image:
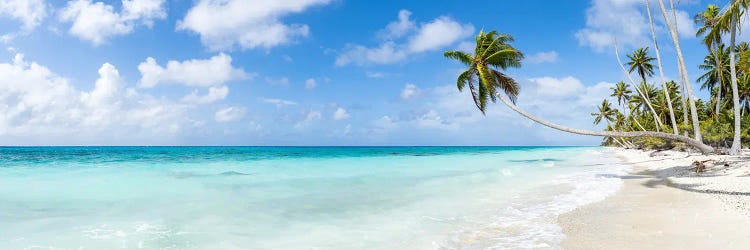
[0,53,193,144]
[260,97,297,107]
[0,0,46,31]
[181,85,229,104]
[333,107,350,120]
[377,10,415,40]
[528,76,585,97]
[672,9,696,37]
[335,42,408,66]
[336,10,474,66]
[305,78,317,89]
[525,51,559,64]
[295,110,321,128]
[574,0,694,52]
[215,106,246,123]
[406,16,475,53]
[58,0,166,45]
[138,53,247,88]
[177,0,332,51]
[400,83,420,99]
[368,76,614,145]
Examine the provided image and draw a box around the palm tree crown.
[443,30,524,113]
[698,43,731,93]
[610,81,632,107]
[626,47,656,83]
[592,99,616,125]
[694,4,722,47]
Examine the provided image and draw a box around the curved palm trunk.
[614,42,663,131]
[669,0,689,136]
[658,0,703,142]
[496,94,714,154]
[645,0,679,134]
[729,10,742,155]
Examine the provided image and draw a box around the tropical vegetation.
[444,1,750,155]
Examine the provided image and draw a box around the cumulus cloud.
[305,78,317,89]
[528,76,584,97]
[58,0,166,45]
[181,85,229,104]
[400,83,420,99]
[377,10,415,40]
[137,53,248,88]
[215,106,246,123]
[295,110,321,128]
[336,9,474,66]
[0,0,47,32]
[525,51,559,64]
[333,107,350,120]
[574,0,694,52]
[177,0,332,51]
[0,53,195,144]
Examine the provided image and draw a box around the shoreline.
[558,148,750,249]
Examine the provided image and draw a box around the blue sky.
[0,0,733,146]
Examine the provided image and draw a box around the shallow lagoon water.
[0,146,626,249]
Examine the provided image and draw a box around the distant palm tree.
[592,99,617,125]
[444,30,714,153]
[695,4,722,48]
[626,47,656,84]
[610,81,632,109]
[738,74,750,116]
[705,0,746,154]
[698,44,731,118]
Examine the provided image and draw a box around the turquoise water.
[0,146,626,249]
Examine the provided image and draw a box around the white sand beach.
[559,149,750,249]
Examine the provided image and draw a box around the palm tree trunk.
[716,81,723,119]
[729,10,742,155]
[645,0,678,135]
[496,94,714,154]
[658,0,703,142]
[678,62,690,135]
[614,41,663,131]
[668,0,689,136]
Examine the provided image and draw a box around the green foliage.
[443,30,523,114]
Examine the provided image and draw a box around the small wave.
[441,149,628,249]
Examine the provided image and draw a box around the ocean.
[0,146,627,249]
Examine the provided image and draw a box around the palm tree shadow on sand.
[590,155,750,197]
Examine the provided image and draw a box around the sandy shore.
[559,149,750,249]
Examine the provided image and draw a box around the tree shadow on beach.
[630,167,750,197]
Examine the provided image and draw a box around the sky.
[0,0,735,146]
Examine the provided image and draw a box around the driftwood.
[693,160,713,174]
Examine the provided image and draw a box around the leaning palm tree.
[705,0,746,154]
[645,0,679,134]
[615,43,663,130]
[656,0,703,142]
[443,30,713,153]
